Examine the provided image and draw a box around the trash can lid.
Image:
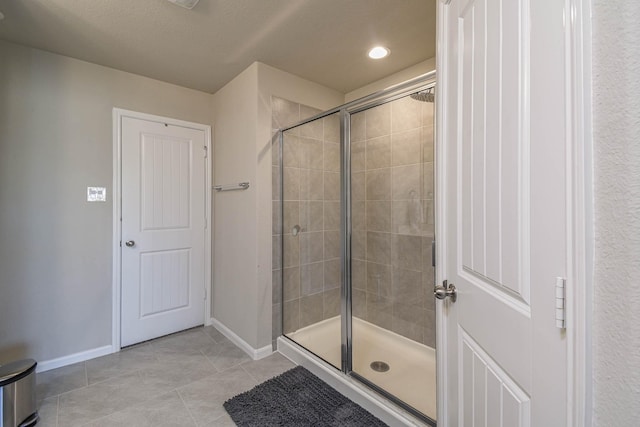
[0,359,37,387]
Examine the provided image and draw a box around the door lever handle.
[434,280,457,302]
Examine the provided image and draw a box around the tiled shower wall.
[351,96,436,348]
[271,96,341,341]
[272,93,436,349]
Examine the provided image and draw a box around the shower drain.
[370,361,390,373]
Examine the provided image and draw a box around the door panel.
[440,0,568,424]
[121,117,206,347]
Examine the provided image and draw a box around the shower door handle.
[434,280,457,302]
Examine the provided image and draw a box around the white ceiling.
[0,0,436,94]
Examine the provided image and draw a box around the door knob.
[292,225,302,236]
[434,280,457,302]
[125,240,135,247]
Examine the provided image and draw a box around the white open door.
[120,114,208,347]
[438,0,570,425]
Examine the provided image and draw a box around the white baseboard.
[210,318,272,360]
[37,345,115,373]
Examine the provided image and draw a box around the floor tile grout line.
[176,388,200,427]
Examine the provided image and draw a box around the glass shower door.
[349,90,437,422]
[280,112,343,370]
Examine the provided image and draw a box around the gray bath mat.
[224,366,389,426]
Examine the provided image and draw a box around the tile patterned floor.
[35,326,295,427]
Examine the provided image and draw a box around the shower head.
[410,89,435,103]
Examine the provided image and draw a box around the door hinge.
[204,146,208,158]
[204,286,207,300]
[555,277,566,329]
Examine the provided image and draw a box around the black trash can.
[0,359,38,427]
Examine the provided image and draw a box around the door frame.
[111,108,213,351]
[434,0,593,425]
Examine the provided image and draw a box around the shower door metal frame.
[278,70,437,424]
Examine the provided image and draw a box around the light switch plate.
[87,187,107,202]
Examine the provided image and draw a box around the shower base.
[285,316,436,422]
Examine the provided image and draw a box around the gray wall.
[0,40,213,364]
[592,2,640,425]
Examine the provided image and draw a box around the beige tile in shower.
[352,289,367,318]
[366,135,391,170]
[272,201,281,236]
[299,231,323,264]
[391,128,422,166]
[366,169,391,201]
[324,230,340,260]
[298,119,322,142]
[366,201,392,232]
[323,288,341,319]
[283,267,300,302]
[421,98,435,127]
[352,200,366,231]
[272,269,282,304]
[299,201,323,232]
[392,267,424,306]
[324,141,340,172]
[391,234,422,271]
[282,234,300,268]
[365,102,391,139]
[272,302,282,339]
[352,229,367,260]
[283,167,300,201]
[300,169,323,201]
[366,261,392,299]
[391,95,422,133]
[423,199,435,230]
[422,236,435,277]
[300,105,323,137]
[282,133,300,168]
[300,293,324,328]
[391,164,421,200]
[299,137,324,170]
[324,113,341,143]
[352,171,366,201]
[366,231,391,264]
[351,141,366,172]
[283,299,300,334]
[324,171,340,201]
[324,201,340,231]
[351,112,366,142]
[283,201,300,234]
[323,258,341,290]
[422,125,434,163]
[272,97,300,130]
[365,293,393,329]
[391,200,424,236]
[391,316,424,344]
[300,262,324,296]
[422,161,434,199]
[352,259,367,290]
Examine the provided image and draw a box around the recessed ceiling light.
[368,46,390,59]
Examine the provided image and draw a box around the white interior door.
[439,0,569,425]
[121,116,207,347]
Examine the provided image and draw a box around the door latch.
[434,280,457,302]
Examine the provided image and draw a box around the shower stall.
[273,73,437,425]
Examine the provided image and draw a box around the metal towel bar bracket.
[213,182,250,192]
